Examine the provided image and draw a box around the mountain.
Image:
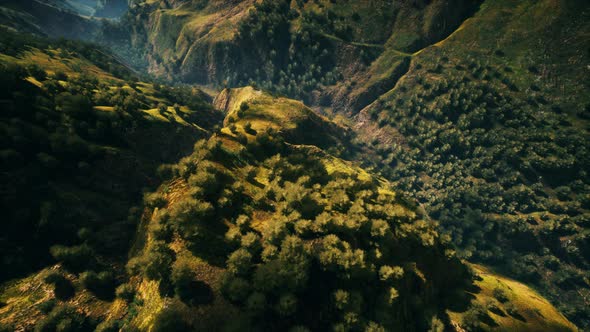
[0,0,100,38]
[0,0,589,331]
[0,0,128,42]
[0,27,577,331]
[28,0,128,18]
[114,0,480,99]
[106,0,590,327]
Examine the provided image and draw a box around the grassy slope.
[214,86,351,151]
[449,265,576,332]
[140,0,255,81]
[0,46,214,146]
[0,266,116,331]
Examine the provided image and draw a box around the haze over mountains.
[0,0,588,331]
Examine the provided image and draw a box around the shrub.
[115,283,135,302]
[365,322,386,332]
[555,186,572,201]
[333,289,349,310]
[428,316,444,332]
[277,293,297,317]
[55,93,93,118]
[156,164,175,180]
[34,305,90,332]
[244,122,257,135]
[49,244,94,272]
[240,232,262,254]
[37,299,57,314]
[379,266,404,283]
[169,198,213,240]
[171,263,193,301]
[222,276,251,302]
[492,287,509,303]
[240,102,249,112]
[80,270,115,299]
[143,242,175,281]
[245,166,257,182]
[246,292,267,314]
[227,248,253,276]
[27,64,47,81]
[158,103,167,113]
[94,320,120,332]
[505,302,520,316]
[53,71,68,81]
[144,191,167,208]
[462,303,486,330]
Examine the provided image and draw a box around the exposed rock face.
[132,0,253,83]
[122,0,480,115]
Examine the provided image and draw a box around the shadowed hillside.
[0,28,222,283]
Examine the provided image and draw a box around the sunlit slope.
[449,265,577,332]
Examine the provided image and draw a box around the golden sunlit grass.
[448,265,577,331]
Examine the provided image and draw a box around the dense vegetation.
[232,0,349,99]
[0,28,220,282]
[125,103,471,331]
[1,0,588,330]
[357,35,590,330]
[107,0,478,104]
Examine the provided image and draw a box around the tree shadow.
[158,277,174,298]
[180,280,214,306]
[446,276,481,312]
[187,231,230,268]
[445,289,477,313]
[88,285,116,301]
[481,312,500,328]
[508,310,527,322]
[465,283,482,294]
[248,178,265,189]
[488,305,507,317]
[53,279,75,300]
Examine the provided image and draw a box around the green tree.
[143,242,175,281]
[227,248,253,276]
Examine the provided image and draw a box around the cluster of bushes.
[130,124,471,330]
[34,304,95,332]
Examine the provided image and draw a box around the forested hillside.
[110,0,480,102]
[0,28,220,282]
[350,0,590,326]
[102,0,590,328]
[0,0,588,331]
